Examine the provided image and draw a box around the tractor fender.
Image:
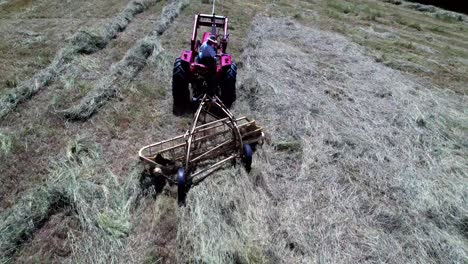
[220,54,232,67]
[180,51,193,64]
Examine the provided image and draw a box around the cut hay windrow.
[0,187,64,263]
[176,16,468,263]
[0,0,161,119]
[0,130,12,158]
[0,137,144,263]
[60,0,189,121]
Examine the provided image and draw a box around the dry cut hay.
[0,130,12,158]
[60,0,190,121]
[176,16,468,263]
[0,186,64,263]
[177,168,273,263]
[0,137,144,263]
[0,0,160,119]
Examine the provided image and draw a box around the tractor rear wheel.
[172,58,190,116]
[220,63,237,108]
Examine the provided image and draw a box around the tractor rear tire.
[221,63,237,108]
[172,58,190,116]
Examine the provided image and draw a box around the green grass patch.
[435,12,464,23]
[0,41,10,56]
[327,0,356,15]
[77,81,92,97]
[325,9,344,20]
[394,41,416,50]
[0,0,34,13]
[134,81,158,97]
[293,12,303,20]
[386,14,422,31]
[5,77,18,88]
[408,22,422,31]
[274,140,302,153]
[326,0,467,94]
[0,131,12,157]
[363,9,383,21]
[428,25,445,33]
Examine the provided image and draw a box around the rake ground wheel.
[242,143,253,172]
[177,167,187,205]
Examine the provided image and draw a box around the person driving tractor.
[197,35,218,96]
[198,35,217,63]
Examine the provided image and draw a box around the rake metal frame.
[139,94,263,185]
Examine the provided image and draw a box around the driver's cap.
[207,35,217,44]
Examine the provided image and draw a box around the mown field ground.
[0,0,467,263]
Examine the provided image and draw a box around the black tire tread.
[172,58,190,115]
[221,62,237,108]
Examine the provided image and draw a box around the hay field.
[0,0,467,263]
[177,16,467,262]
[0,0,131,94]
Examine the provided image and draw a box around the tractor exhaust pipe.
[211,0,216,35]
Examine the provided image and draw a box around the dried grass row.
[0,137,144,263]
[60,0,189,121]
[0,0,160,119]
[176,16,467,263]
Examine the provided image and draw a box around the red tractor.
[172,14,237,115]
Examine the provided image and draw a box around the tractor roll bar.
[191,14,228,52]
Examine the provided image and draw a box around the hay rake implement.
[139,12,264,204]
[139,95,264,204]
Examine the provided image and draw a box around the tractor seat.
[198,56,216,67]
[192,61,215,75]
[192,63,208,69]
[192,63,209,73]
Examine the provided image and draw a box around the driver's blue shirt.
[199,42,216,59]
